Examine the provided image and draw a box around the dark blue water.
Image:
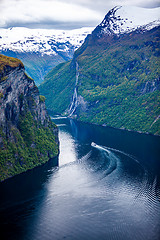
[0,117,160,240]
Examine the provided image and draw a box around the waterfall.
[68,62,79,117]
[75,62,79,85]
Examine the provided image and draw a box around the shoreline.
[49,111,160,138]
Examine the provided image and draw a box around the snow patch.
[0,27,93,55]
[97,6,160,36]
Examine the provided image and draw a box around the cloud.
[0,0,160,29]
[114,0,160,8]
[0,0,103,29]
[49,0,160,11]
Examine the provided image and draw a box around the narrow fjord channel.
[0,117,160,240]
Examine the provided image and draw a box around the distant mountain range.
[0,27,93,85]
[39,6,160,135]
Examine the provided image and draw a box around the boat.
[91,142,97,147]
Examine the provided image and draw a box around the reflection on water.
[58,129,77,166]
[0,117,160,240]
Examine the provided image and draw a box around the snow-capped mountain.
[93,6,160,37]
[0,27,93,85]
[0,27,93,56]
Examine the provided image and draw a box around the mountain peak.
[93,6,160,37]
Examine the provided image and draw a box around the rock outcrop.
[0,54,59,182]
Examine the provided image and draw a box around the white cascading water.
[68,62,79,117]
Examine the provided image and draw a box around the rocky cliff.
[0,54,59,182]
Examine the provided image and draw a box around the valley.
[0,4,160,240]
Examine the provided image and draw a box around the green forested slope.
[39,26,160,135]
[39,61,76,114]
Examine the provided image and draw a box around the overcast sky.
[0,0,160,29]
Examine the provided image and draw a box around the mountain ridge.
[0,27,93,56]
[93,6,160,38]
[39,6,160,135]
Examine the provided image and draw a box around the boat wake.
[91,142,137,162]
[91,142,119,178]
[91,142,160,205]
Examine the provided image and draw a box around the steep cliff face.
[0,54,59,182]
